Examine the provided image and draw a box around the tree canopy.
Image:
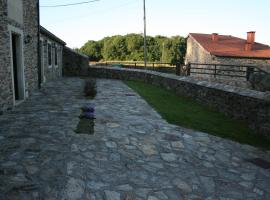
[79,34,186,64]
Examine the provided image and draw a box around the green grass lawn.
[125,80,270,149]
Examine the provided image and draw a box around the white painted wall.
[8,0,23,24]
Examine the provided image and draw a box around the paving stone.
[71,144,79,152]
[194,136,211,143]
[106,141,117,148]
[199,176,215,194]
[160,153,178,162]
[87,181,107,190]
[253,187,264,196]
[0,78,269,199]
[67,161,76,175]
[171,141,184,149]
[104,190,121,200]
[109,153,121,161]
[64,177,85,200]
[141,144,158,156]
[241,173,256,181]
[154,191,168,199]
[83,151,95,159]
[106,123,120,128]
[117,184,133,191]
[25,165,39,175]
[148,196,159,200]
[239,181,253,189]
[173,178,192,193]
[124,193,137,200]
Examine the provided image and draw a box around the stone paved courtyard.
[0,78,270,200]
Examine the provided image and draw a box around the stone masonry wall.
[87,66,270,137]
[0,0,39,113]
[0,0,13,113]
[40,35,64,82]
[23,0,39,97]
[185,36,214,65]
[63,47,89,76]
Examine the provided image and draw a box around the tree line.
[78,34,187,64]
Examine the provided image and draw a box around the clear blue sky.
[40,0,270,48]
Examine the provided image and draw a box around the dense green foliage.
[79,34,186,64]
[125,80,270,149]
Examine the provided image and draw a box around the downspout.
[37,0,41,89]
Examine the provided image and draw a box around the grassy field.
[125,80,270,149]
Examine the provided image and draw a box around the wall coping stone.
[90,66,269,101]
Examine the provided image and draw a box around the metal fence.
[185,63,269,81]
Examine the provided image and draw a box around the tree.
[80,40,102,61]
[79,34,187,64]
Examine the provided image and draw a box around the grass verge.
[125,80,270,150]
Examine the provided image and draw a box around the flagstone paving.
[0,78,270,200]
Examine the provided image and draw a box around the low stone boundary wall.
[63,47,89,76]
[88,66,270,137]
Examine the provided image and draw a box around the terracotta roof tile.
[189,33,270,59]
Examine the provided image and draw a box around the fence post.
[176,63,180,76]
[135,62,136,67]
[187,63,191,76]
[214,64,217,78]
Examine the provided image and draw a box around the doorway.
[40,40,45,83]
[11,33,25,102]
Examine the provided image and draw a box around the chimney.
[247,31,255,44]
[245,43,252,51]
[245,31,255,51]
[212,33,219,42]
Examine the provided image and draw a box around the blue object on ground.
[82,111,95,119]
[82,106,95,113]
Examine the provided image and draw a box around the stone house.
[185,32,270,86]
[0,1,70,113]
[0,0,39,113]
[40,26,66,84]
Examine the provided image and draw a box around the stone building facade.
[0,0,39,113]
[40,26,66,84]
[185,33,270,88]
[63,47,89,77]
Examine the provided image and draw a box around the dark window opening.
[48,44,52,66]
[12,34,19,100]
[55,47,58,65]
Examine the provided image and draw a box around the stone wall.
[0,0,39,113]
[23,0,39,96]
[87,66,270,137]
[0,0,13,113]
[185,36,214,65]
[63,47,89,76]
[40,35,64,83]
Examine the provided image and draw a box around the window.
[55,46,58,66]
[48,43,52,66]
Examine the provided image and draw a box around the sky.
[40,0,270,48]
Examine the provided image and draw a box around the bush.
[84,79,97,98]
